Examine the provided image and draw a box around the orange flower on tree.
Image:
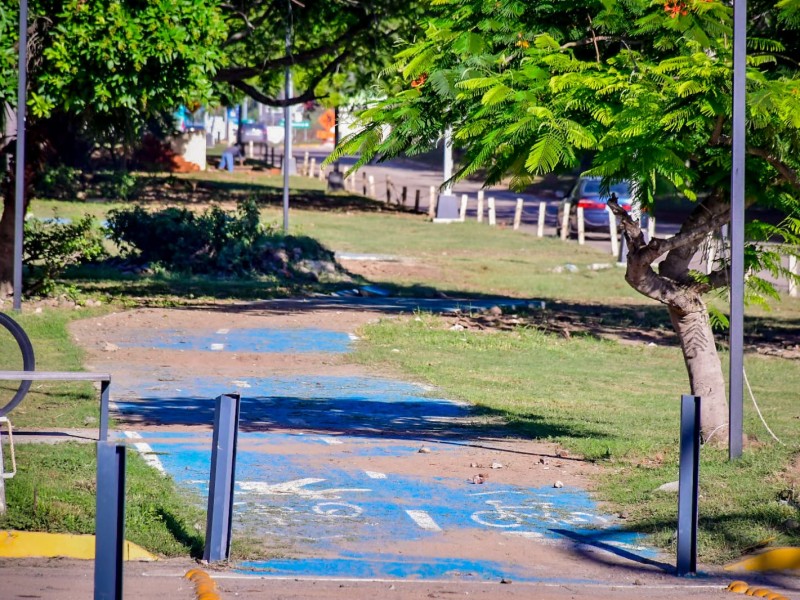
[411,73,428,88]
[664,0,688,17]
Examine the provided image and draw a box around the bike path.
[112,325,664,582]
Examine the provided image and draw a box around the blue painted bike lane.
[113,326,660,582]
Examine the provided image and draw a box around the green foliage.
[23,215,106,295]
[106,198,337,277]
[331,0,800,309]
[35,165,83,200]
[0,0,227,145]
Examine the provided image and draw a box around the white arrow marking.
[238,478,370,500]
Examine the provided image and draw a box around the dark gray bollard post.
[677,394,701,576]
[95,442,127,600]
[204,393,241,562]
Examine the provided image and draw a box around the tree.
[332,0,800,443]
[214,0,428,107]
[0,0,227,297]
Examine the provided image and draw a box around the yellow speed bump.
[728,581,750,593]
[0,530,156,561]
[725,548,800,573]
[185,569,221,600]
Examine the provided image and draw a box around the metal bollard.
[677,394,701,576]
[204,393,241,562]
[95,442,127,600]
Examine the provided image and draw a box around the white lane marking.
[238,478,370,500]
[406,510,441,531]
[230,380,251,388]
[216,328,230,334]
[318,437,343,445]
[364,471,386,479]
[210,343,225,351]
[123,431,166,474]
[313,502,363,518]
[503,531,545,540]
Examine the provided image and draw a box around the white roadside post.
[577,207,586,245]
[477,190,484,223]
[460,194,468,222]
[537,202,546,237]
[560,203,571,240]
[513,198,523,230]
[607,207,619,257]
[488,197,496,226]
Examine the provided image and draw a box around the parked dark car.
[239,122,267,144]
[556,177,632,237]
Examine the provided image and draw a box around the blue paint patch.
[237,553,597,583]
[136,429,657,580]
[119,328,351,354]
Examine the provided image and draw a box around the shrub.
[35,165,83,200]
[24,215,107,295]
[106,199,338,278]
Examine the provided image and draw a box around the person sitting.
[218,145,241,172]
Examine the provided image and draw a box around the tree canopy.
[332,0,800,440]
[214,0,428,107]
[0,0,226,147]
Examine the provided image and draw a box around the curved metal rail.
[0,312,35,417]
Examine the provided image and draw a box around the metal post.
[677,394,701,576]
[204,393,241,562]
[99,379,110,442]
[95,442,126,600]
[282,6,294,234]
[729,0,747,460]
[0,425,5,514]
[13,0,28,311]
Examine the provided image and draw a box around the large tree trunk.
[610,191,734,445]
[668,305,729,442]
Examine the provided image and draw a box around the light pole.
[729,0,746,459]
[282,5,296,234]
[13,0,28,311]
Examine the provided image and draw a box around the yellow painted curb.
[725,548,800,573]
[0,530,157,561]
[185,569,221,600]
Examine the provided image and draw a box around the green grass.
[0,443,205,557]
[0,308,106,428]
[14,172,800,564]
[354,314,800,563]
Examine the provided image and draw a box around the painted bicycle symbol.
[471,498,608,529]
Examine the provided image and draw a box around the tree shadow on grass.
[156,507,204,559]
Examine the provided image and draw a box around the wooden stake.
[428,186,436,218]
[789,254,798,297]
[309,158,316,178]
[414,189,421,212]
[513,198,523,230]
[537,202,546,237]
[459,194,468,222]
[607,207,619,257]
[368,175,376,198]
[560,203,571,240]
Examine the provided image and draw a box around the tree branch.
[747,147,800,189]
[215,14,371,82]
[560,35,623,51]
